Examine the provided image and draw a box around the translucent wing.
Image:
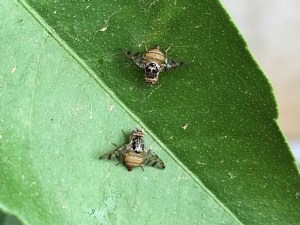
[124,49,145,68]
[145,149,165,169]
[163,59,184,71]
[99,145,126,163]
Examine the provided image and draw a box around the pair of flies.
[125,45,184,84]
[100,45,183,171]
[99,128,165,171]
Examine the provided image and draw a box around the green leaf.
[0,0,299,224]
[0,211,21,225]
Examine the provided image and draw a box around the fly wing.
[123,49,145,68]
[99,145,126,163]
[163,59,184,71]
[145,149,165,169]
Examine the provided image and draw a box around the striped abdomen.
[124,151,145,171]
[143,49,166,65]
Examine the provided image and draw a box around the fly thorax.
[131,137,145,153]
[145,62,160,79]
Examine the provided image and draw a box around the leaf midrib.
[18,0,244,224]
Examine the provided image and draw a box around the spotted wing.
[145,149,165,169]
[99,145,126,163]
[124,49,145,68]
[163,59,184,71]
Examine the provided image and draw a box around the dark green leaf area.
[28,0,275,115]
[23,0,300,224]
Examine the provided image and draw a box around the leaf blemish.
[228,173,236,179]
[61,202,69,209]
[99,9,121,32]
[89,104,93,119]
[148,0,159,9]
[11,64,16,73]
[138,0,160,12]
[181,123,189,130]
[109,103,115,111]
[141,84,161,103]
[197,161,205,165]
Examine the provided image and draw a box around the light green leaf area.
[0,0,299,225]
[0,1,239,224]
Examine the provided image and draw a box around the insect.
[125,45,184,84]
[99,128,165,171]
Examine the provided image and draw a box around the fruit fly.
[125,45,184,84]
[99,128,165,171]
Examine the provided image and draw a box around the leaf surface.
[0,0,299,224]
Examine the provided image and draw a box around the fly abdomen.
[124,151,145,170]
[143,48,166,65]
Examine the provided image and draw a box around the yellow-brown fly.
[125,45,184,84]
[99,128,165,171]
